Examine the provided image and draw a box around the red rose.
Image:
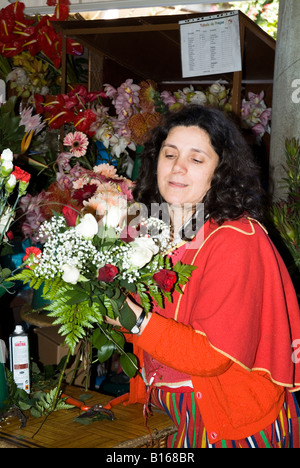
[119,226,139,242]
[153,269,177,292]
[98,264,118,282]
[62,205,78,227]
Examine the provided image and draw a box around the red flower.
[98,264,118,282]
[6,230,14,241]
[62,205,78,227]
[153,269,177,292]
[34,94,45,114]
[66,38,83,56]
[23,246,42,268]
[119,226,139,242]
[74,109,97,137]
[11,166,31,183]
[73,184,97,206]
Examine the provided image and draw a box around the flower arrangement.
[241,90,272,140]
[0,1,84,103]
[10,170,196,385]
[0,148,31,296]
[30,79,272,181]
[19,152,134,242]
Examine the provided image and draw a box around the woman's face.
[157,125,219,207]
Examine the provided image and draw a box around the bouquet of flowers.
[0,148,31,296]
[11,167,196,381]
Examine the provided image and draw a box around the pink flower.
[160,90,177,107]
[93,164,117,179]
[20,107,45,135]
[259,108,272,126]
[251,123,266,138]
[63,131,89,157]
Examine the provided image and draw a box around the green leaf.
[31,407,42,418]
[120,352,138,378]
[110,329,125,349]
[97,341,115,363]
[118,303,136,331]
[64,290,90,305]
[92,328,108,350]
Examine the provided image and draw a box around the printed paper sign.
[180,11,242,78]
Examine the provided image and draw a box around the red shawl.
[163,217,300,389]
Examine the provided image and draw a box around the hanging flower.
[63,131,89,158]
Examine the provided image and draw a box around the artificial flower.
[63,131,89,158]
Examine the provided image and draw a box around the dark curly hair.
[132,104,266,227]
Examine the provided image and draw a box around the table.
[0,386,176,448]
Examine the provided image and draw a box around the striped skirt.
[150,387,300,448]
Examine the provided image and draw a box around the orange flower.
[128,111,162,145]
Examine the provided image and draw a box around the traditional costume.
[126,217,300,447]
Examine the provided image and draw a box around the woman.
[108,105,300,448]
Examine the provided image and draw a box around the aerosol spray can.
[0,339,8,408]
[9,324,30,393]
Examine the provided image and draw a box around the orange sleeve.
[137,313,232,377]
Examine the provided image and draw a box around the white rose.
[132,236,159,255]
[102,205,123,228]
[75,213,98,238]
[1,149,13,161]
[61,264,80,284]
[128,246,154,269]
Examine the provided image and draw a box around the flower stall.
[53,10,276,118]
[0,2,278,440]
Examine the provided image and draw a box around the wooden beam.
[56,23,180,37]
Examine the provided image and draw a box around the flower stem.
[51,347,72,412]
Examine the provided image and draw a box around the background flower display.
[0,1,85,103]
